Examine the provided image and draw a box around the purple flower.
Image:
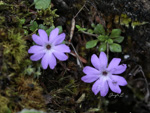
[81,52,127,97]
[28,28,71,69]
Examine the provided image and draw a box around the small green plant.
[29,21,63,34]
[34,0,51,10]
[76,24,124,52]
[115,14,148,29]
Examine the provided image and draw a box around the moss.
[37,6,59,26]
[1,29,31,77]
[15,76,46,111]
[0,95,11,113]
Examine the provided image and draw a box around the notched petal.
[83,66,100,75]
[99,52,108,68]
[91,54,100,70]
[81,75,99,83]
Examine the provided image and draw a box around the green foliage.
[24,66,42,79]
[86,40,98,49]
[119,14,148,29]
[37,7,59,26]
[30,23,63,35]
[30,21,38,31]
[76,25,87,31]
[109,43,122,52]
[131,21,148,29]
[34,0,51,10]
[76,24,124,52]
[93,24,105,35]
[110,29,121,38]
[98,43,106,52]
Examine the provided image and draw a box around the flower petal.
[28,45,45,53]
[38,29,48,43]
[107,58,121,71]
[99,52,108,69]
[30,52,45,61]
[53,51,68,61]
[52,33,65,45]
[83,66,100,75]
[41,52,50,69]
[111,75,127,86]
[91,54,101,70]
[54,44,70,53]
[81,75,99,83]
[32,34,44,45]
[108,79,121,94]
[48,53,57,69]
[100,81,109,97]
[49,28,59,43]
[111,64,127,74]
[92,79,101,95]
[92,78,109,96]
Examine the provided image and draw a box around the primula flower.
[81,52,127,97]
[28,28,70,69]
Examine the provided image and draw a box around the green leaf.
[131,21,148,29]
[107,39,113,44]
[46,26,55,34]
[91,23,96,28]
[110,29,121,38]
[98,43,106,52]
[38,24,47,30]
[57,26,63,34]
[120,14,131,28]
[76,25,81,29]
[34,0,51,9]
[76,25,86,31]
[86,40,98,49]
[113,36,124,43]
[97,35,108,41]
[24,29,28,35]
[109,43,122,52]
[87,29,94,34]
[19,18,25,25]
[94,24,105,35]
[30,21,38,31]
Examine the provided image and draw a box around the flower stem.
[81,31,98,37]
[98,96,102,110]
[106,43,109,60]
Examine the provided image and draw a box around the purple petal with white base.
[107,58,121,71]
[111,75,127,86]
[52,33,65,46]
[48,53,56,69]
[32,34,44,45]
[28,28,71,69]
[53,51,68,61]
[54,44,70,53]
[38,29,48,42]
[111,64,127,74]
[108,79,121,94]
[28,45,44,53]
[99,52,108,69]
[83,66,100,75]
[91,54,101,70]
[49,28,59,43]
[81,52,127,96]
[30,52,45,61]
[81,75,99,83]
